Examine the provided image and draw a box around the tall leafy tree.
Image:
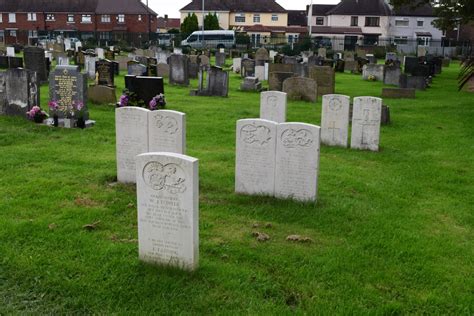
[204,13,220,30]
[181,13,199,38]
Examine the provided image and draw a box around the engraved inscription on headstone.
[260,91,287,123]
[148,110,186,154]
[136,152,199,271]
[321,94,350,147]
[351,97,382,151]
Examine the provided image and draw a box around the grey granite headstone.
[383,66,401,86]
[5,68,39,116]
[24,47,48,82]
[169,54,189,86]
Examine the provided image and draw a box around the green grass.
[0,62,473,314]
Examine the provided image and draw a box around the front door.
[344,36,358,51]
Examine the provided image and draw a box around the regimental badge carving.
[281,129,313,148]
[241,124,272,145]
[154,114,178,135]
[267,96,277,108]
[142,162,186,194]
[328,97,342,111]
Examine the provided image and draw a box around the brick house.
[0,0,158,45]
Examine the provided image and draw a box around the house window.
[8,13,16,23]
[351,16,358,26]
[138,15,142,21]
[395,18,409,27]
[67,14,75,23]
[316,17,324,25]
[81,14,92,23]
[417,19,424,27]
[417,36,431,46]
[46,14,55,21]
[253,14,260,23]
[365,17,379,27]
[99,32,111,40]
[28,30,38,38]
[101,15,110,23]
[235,13,245,23]
[117,14,125,23]
[394,36,408,45]
[272,14,278,21]
[9,30,17,37]
[27,13,37,21]
[363,34,379,45]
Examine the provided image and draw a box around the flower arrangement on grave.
[368,74,376,81]
[149,93,166,111]
[118,89,144,108]
[26,106,48,123]
[48,100,60,127]
[72,100,86,128]
[118,94,129,107]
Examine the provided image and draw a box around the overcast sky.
[146,0,340,18]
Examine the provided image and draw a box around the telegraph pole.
[202,0,205,48]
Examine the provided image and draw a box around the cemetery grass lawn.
[0,62,473,314]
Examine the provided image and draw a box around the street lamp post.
[202,0,205,49]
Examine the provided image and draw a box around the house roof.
[393,3,435,17]
[157,17,181,29]
[288,10,307,26]
[327,0,392,16]
[0,0,157,15]
[311,26,363,35]
[180,0,287,13]
[309,4,337,16]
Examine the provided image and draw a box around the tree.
[389,0,473,31]
[180,13,199,38]
[204,13,220,30]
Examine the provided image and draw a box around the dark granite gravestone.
[128,61,147,76]
[126,76,164,106]
[404,56,419,74]
[96,59,115,87]
[111,61,119,75]
[268,72,294,91]
[308,55,323,66]
[335,60,345,72]
[8,57,23,68]
[0,56,8,68]
[308,66,335,97]
[169,54,189,86]
[255,47,269,66]
[241,58,255,78]
[24,47,48,82]
[135,55,148,66]
[49,65,88,119]
[191,66,229,97]
[5,68,39,116]
[76,51,85,67]
[215,52,226,67]
[104,50,115,60]
[411,64,430,77]
[147,58,158,76]
[399,74,427,90]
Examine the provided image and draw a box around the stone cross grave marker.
[275,123,321,202]
[321,94,350,147]
[136,152,199,271]
[351,97,382,151]
[260,91,287,123]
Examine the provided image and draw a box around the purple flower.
[75,101,84,111]
[119,94,129,107]
[48,100,59,110]
[149,97,157,110]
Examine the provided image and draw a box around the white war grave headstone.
[321,94,350,147]
[260,91,287,123]
[136,152,199,270]
[350,97,382,151]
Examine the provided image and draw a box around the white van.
[181,30,235,49]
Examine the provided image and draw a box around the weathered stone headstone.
[136,152,199,271]
[235,119,277,196]
[116,56,131,71]
[344,51,355,61]
[283,56,297,64]
[85,55,97,80]
[255,47,269,66]
[241,58,255,77]
[383,66,401,86]
[268,72,294,91]
[148,110,186,154]
[198,54,209,68]
[0,72,6,114]
[88,85,117,104]
[260,91,287,123]
[116,107,149,183]
[128,62,147,76]
[275,123,320,202]
[5,68,39,116]
[344,60,358,73]
[308,66,335,98]
[96,48,105,59]
[24,47,48,82]
[321,94,350,147]
[57,55,69,66]
[282,77,317,103]
[169,54,189,86]
[192,67,228,97]
[417,46,427,57]
[96,59,115,86]
[362,64,385,81]
[386,52,397,61]
[240,77,262,91]
[215,51,226,67]
[381,88,415,98]
[233,57,242,73]
[318,48,327,58]
[6,47,15,57]
[351,97,382,151]
[49,65,87,119]
[104,50,115,60]
[157,63,170,78]
[254,65,265,82]
[399,74,427,90]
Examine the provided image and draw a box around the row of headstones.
[258,91,382,151]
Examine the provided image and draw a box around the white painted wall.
[389,16,443,40]
[328,15,391,38]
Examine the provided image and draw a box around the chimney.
[165,14,168,21]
